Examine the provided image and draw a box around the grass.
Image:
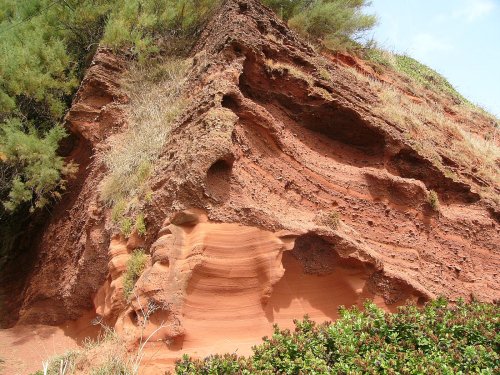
[122,249,148,300]
[428,190,440,212]
[316,210,341,230]
[393,54,469,105]
[342,65,500,195]
[32,327,132,375]
[34,306,167,374]
[264,59,333,100]
[365,49,471,105]
[264,59,314,85]
[135,213,147,236]
[99,58,190,235]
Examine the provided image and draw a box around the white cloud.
[453,0,496,22]
[409,33,453,60]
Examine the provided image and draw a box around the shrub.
[0,119,77,212]
[261,0,303,21]
[122,249,148,300]
[176,299,500,374]
[263,0,376,51]
[0,0,219,221]
[135,213,147,236]
[428,190,440,212]
[102,0,220,57]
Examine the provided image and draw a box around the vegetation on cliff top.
[2,0,490,219]
[176,298,500,374]
[0,0,217,218]
[1,0,497,263]
[263,0,376,51]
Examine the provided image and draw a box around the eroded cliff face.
[14,49,129,325]
[7,0,499,366]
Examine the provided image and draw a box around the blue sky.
[366,0,500,117]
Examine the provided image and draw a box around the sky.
[366,0,500,117]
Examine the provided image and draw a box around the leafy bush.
[0,119,76,212]
[0,0,219,219]
[0,1,217,260]
[102,0,219,57]
[122,249,148,300]
[263,0,376,51]
[176,299,500,374]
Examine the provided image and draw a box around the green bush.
[0,119,76,212]
[0,0,113,219]
[0,0,219,219]
[102,0,219,57]
[263,0,376,51]
[176,298,500,374]
[122,249,148,300]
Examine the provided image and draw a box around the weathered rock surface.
[3,0,498,371]
[16,48,128,324]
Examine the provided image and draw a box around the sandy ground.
[0,313,98,375]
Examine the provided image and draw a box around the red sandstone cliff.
[2,0,498,371]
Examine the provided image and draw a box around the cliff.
[1,0,498,372]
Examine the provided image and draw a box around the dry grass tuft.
[264,59,334,100]
[123,249,148,300]
[427,190,440,212]
[38,328,129,374]
[316,210,341,230]
[99,58,190,233]
[264,59,314,85]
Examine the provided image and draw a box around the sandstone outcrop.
[3,0,498,371]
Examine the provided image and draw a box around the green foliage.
[102,0,220,57]
[120,217,133,237]
[364,48,472,105]
[0,119,76,212]
[135,213,147,236]
[428,190,440,212]
[0,0,115,218]
[176,299,500,374]
[261,0,303,21]
[263,0,376,51]
[122,249,147,300]
[0,0,219,219]
[393,54,470,105]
